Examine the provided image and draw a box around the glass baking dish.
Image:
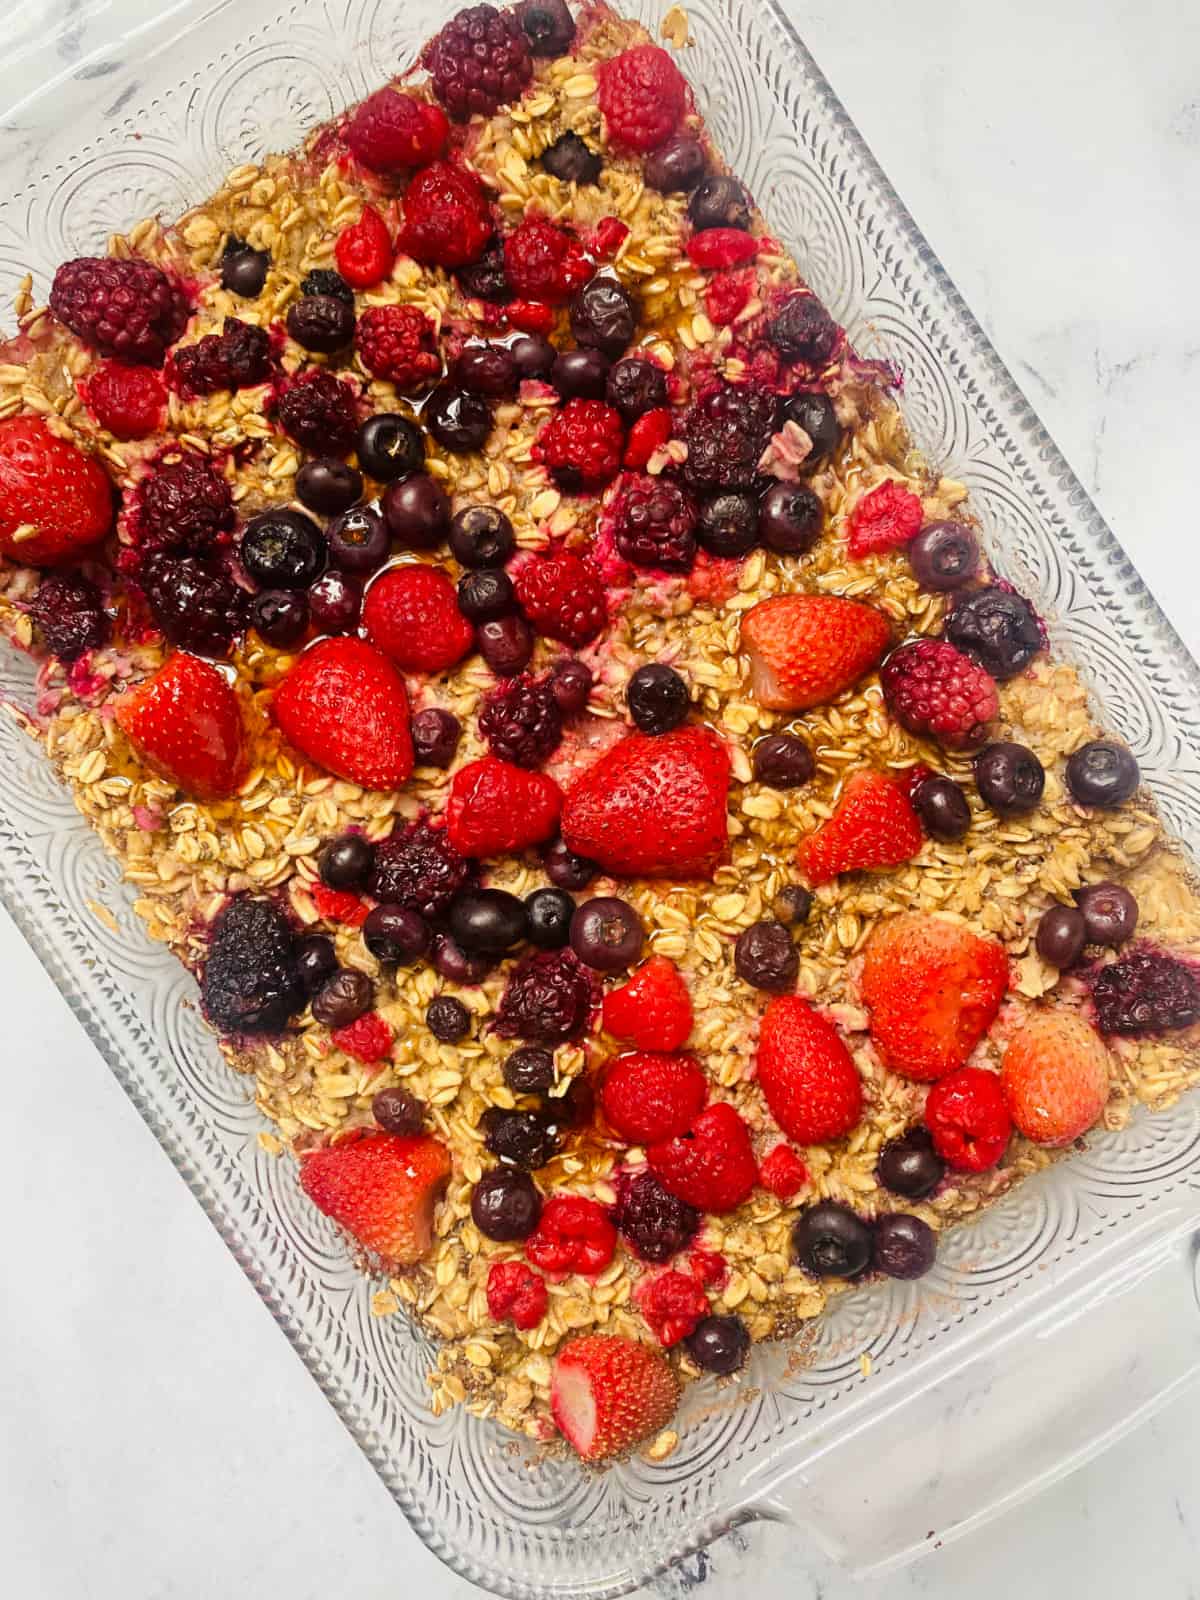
[3,0,1200,1592]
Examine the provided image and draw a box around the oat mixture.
[2,0,1199,1459]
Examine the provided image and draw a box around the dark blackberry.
[605,356,668,423]
[541,130,602,184]
[368,818,474,918]
[201,896,304,1035]
[276,369,361,455]
[29,573,108,661]
[172,317,272,395]
[766,294,841,368]
[1090,949,1200,1037]
[455,238,512,303]
[612,1169,700,1263]
[612,476,697,571]
[478,673,562,768]
[495,947,594,1042]
[682,382,778,493]
[300,268,354,304]
[481,1107,560,1170]
[49,255,189,365]
[135,453,235,558]
[424,4,534,121]
[141,553,247,658]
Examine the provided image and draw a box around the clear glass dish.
[3,1,1200,1593]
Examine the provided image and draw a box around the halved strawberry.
[1001,1009,1111,1146]
[551,1335,680,1461]
[115,651,245,799]
[756,995,864,1144]
[445,755,562,856]
[602,955,693,1051]
[0,414,114,566]
[740,592,891,712]
[273,636,413,791]
[298,1130,451,1266]
[796,769,925,885]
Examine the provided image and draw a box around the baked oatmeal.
[2,0,1199,1461]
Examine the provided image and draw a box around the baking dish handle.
[746,1222,1200,1576]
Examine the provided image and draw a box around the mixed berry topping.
[356,305,442,387]
[495,947,594,1042]
[276,368,361,455]
[201,897,304,1036]
[479,672,562,767]
[133,452,234,560]
[141,552,246,658]
[681,381,777,493]
[611,475,697,570]
[29,572,108,661]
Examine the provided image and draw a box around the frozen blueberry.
[318,833,373,890]
[296,458,363,516]
[454,343,517,398]
[221,240,269,297]
[549,657,592,715]
[644,136,707,194]
[696,491,759,557]
[410,707,461,768]
[974,742,1045,816]
[242,509,326,589]
[326,505,389,574]
[372,1086,427,1136]
[458,568,515,622]
[448,505,515,568]
[685,1315,750,1376]
[509,333,556,381]
[873,1212,937,1280]
[426,994,471,1043]
[541,129,602,183]
[383,474,450,549]
[481,1107,560,1170]
[1065,741,1140,808]
[449,888,530,954]
[734,920,798,993]
[779,391,842,466]
[312,968,374,1028]
[551,348,611,400]
[307,569,361,633]
[908,520,980,592]
[252,589,309,648]
[687,175,751,231]
[759,481,823,555]
[287,294,355,353]
[357,413,424,482]
[471,1166,542,1240]
[542,836,599,891]
[1035,904,1087,969]
[295,933,338,995]
[426,386,492,454]
[792,1200,873,1278]
[569,896,644,972]
[945,586,1042,681]
[912,774,971,841]
[362,904,430,967]
[477,612,534,676]
[431,931,494,986]
[503,1047,556,1093]
[752,733,815,789]
[1074,882,1139,947]
[773,885,814,926]
[525,887,575,948]
[606,356,668,423]
[570,275,638,359]
[627,663,690,734]
[876,1127,944,1199]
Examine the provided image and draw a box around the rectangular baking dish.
[4,1,1200,1593]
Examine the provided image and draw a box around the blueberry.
[873,1212,937,1280]
[326,505,389,573]
[357,413,424,482]
[644,136,707,194]
[974,741,1045,815]
[1065,741,1140,808]
[551,347,611,400]
[454,343,517,398]
[759,481,823,555]
[792,1200,873,1278]
[541,129,602,183]
[685,1315,750,1375]
[382,473,450,549]
[912,774,971,841]
[503,1046,556,1093]
[481,1107,559,1170]
[779,391,842,466]
[426,994,471,1042]
[458,568,516,622]
[687,175,751,231]
[307,569,361,633]
[945,586,1042,680]
[908,520,980,592]
[517,0,576,55]
[286,295,355,353]
[696,491,759,557]
[752,733,815,789]
[448,505,515,568]
[627,662,690,734]
[734,920,798,993]
[525,887,575,948]
[301,269,353,304]
[773,885,814,926]
[471,1167,542,1240]
[431,931,494,985]
[318,833,374,890]
[606,356,668,423]
[1074,882,1139,947]
[766,295,839,367]
[570,896,645,972]
[876,1127,944,1199]
[1035,905,1087,969]
[312,968,374,1028]
[372,1085,427,1136]
[362,904,430,966]
[549,657,592,715]
[570,275,638,359]
[221,242,269,298]
[509,333,556,380]
[542,836,599,891]
[251,588,309,647]
[478,613,534,676]
[295,933,338,995]
[295,458,364,516]
[410,707,461,768]
[426,385,492,453]
[242,509,326,589]
[456,239,510,304]
[449,888,530,954]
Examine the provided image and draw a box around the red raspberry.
[623,406,672,469]
[705,270,754,328]
[686,229,759,270]
[506,299,556,334]
[758,1144,809,1200]
[687,1249,727,1288]
[85,361,166,440]
[332,1011,395,1064]
[590,216,630,259]
[346,88,448,172]
[311,883,370,927]
[424,4,533,121]
[924,1066,1012,1172]
[513,545,607,647]
[399,160,493,269]
[335,205,394,289]
[600,1051,709,1145]
[602,955,693,1052]
[362,564,475,674]
[446,758,563,860]
[534,398,625,491]
[355,305,442,387]
[610,473,697,571]
[634,1269,708,1347]
[647,1101,757,1213]
[503,218,593,305]
[275,368,361,456]
[597,44,688,154]
[486,1260,548,1330]
[50,255,189,365]
[880,638,999,750]
[525,1194,616,1279]
[847,479,924,559]
[170,317,272,397]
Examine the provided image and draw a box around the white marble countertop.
[2,1,1200,1596]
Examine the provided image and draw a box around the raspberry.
[924,1066,1012,1172]
[276,369,361,455]
[513,546,607,647]
[170,317,272,397]
[525,1194,616,1278]
[50,256,189,365]
[506,299,556,334]
[766,292,841,368]
[399,160,494,269]
[335,205,394,289]
[131,452,235,560]
[610,473,697,571]
[647,1101,758,1213]
[455,237,511,303]
[634,1269,708,1347]
[758,1144,809,1200]
[85,361,166,439]
[686,229,759,270]
[424,4,533,121]
[29,572,108,662]
[1090,948,1200,1037]
[705,269,754,328]
[602,955,693,1052]
[611,1170,699,1263]
[345,88,449,172]
[140,553,247,658]
[486,1260,548,1330]
[332,1011,395,1064]
[597,44,688,154]
[496,948,595,1043]
[623,406,673,470]
[590,216,629,259]
[311,884,370,928]
[600,1051,708,1144]
[534,398,625,491]
[847,479,924,559]
[479,672,562,768]
[503,218,594,305]
[681,382,778,493]
[355,304,442,387]
[201,897,304,1036]
[880,638,999,750]
[368,818,473,918]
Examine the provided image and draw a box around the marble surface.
[2,1,1200,1596]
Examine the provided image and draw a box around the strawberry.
[846,479,924,559]
[525,1195,616,1279]
[758,1143,809,1200]
[599,1051,709,1145]
[602,955,693,1051]
[924,1066,1011,1171]
[0,415,114,566]
[362,564,475,674]
[273,636,414,791]
[861,911,1009,1082]
[115,652,245,799]
[1001,1010,1111,1146]
[561,724,731,879]
[486,1260,548,1331]
[647,1101,757,1213]
[298,1130,451,1266]
[551,1334,680,1462]
[634,1269,709,1347]
[756,995,864,1144]
[445,755,562,856]
[740,592,891,712]
[623,405,673,470]
[331,1012,394,1065]
[795,769,925,885]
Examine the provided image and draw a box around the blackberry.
[141,553,247,658]
[29,573,108,661]
[286,296,356,355]
[682,382,778,493]
[201,896,304,1035]
[612,476,697,570]
[541,130,602,184]
[1090,949,1200,1037]
[766,294,840,368]
[479,672,563,767]
[276,369,360,455]
[368,818,474,918]
[172,317,272,395]
[455,238,512,303]
[495,947,594,1042]
[612,1170,700,1263]
[50,255,189,365]
[135,453,235,558]
[301,269,354,304]
[424,4,533,121]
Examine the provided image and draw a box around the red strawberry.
[756,995,864,1144]
[846,479,924,559]
[1001,1010,1111,1146]
[335,204,393,289]
[551,1334,680,1461]
[362,564,474,674]
[525,1194,616,1278]
[561,724,731,879]
[740,593,891,712]
[0,415,114,566]
[331,1011,394,1065]
[513,546,607,647]
[861,911,1009,1082]
[758,1143,809,1199]
[599,1051,708,1144]
[298,1130,451,1266]
[311,883,370,928]
[486,1260,548,1331]
[273,637,414,791]
[602,955,693,1051]
[796,769,925,885]
[647,1101,757,1212]
[634,1269,709,1347]
[924,1066,1011,1171]
[115,652,245,799]
[445,755,562,856]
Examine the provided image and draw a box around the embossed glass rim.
[2,2,1200,1596]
